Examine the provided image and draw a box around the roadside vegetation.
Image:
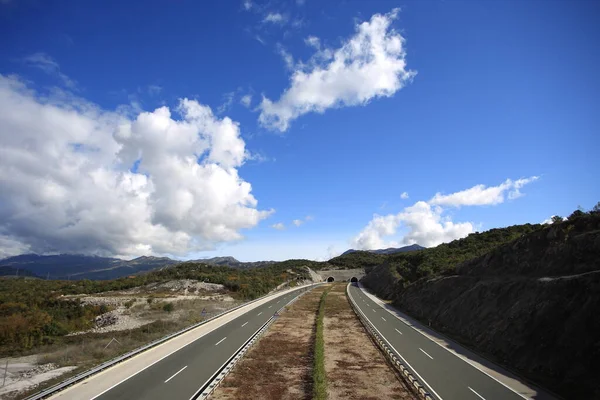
[0,262,309,356]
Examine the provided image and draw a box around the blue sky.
[0,0,598,261]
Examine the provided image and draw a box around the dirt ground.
[211,285,330,400]
[324,283,416,400]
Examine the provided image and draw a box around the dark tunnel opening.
[350,277,358,283]
[327,277,335,282]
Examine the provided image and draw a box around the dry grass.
[323,283,417,400]
[212,285,330,400]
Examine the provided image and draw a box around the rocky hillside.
[363,211,600,399]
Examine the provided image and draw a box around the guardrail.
[194,285,315,399]
[26,283,319,400]
[346,283,435,400]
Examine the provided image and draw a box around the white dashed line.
[215,337,227,346]
[372,309,376,313]
[381,317,386,322]
[395,328,403,335]
[164,365,187,383]
[268,305,272,308]
[241,322,248,327]
[419,348,434,359]
[257,312,263,316]
[468,387,486,400]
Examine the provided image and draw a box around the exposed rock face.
[366,214,600,398]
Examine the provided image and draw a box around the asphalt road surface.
[348,284,530,400]
[92,286,311,400]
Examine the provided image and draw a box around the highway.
[347,284,532,400]
[53,286,312,400]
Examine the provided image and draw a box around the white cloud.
[292,219,303,227]
[258,8,416,132]
[263,12,287,25]
[23,52,77,90]
[243,0,252,10]
[305,215,314,221]
[542,215,557,225]
[400,191,409,199]
[276,44,295,70]
[352,177,538,250]
[147,85,162,96]
[240,94,252,107]
[296,0,305,5]
[217,91,235,114]
[0,74,272,258]
[304,36,320,49]
[429,176,539,207]
[271,222,285,230]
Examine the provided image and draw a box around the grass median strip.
[211,285,328,400]
[313,287,332,400]
[324,283,417,400]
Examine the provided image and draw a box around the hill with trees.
[360,206,600,398]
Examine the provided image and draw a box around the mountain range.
[341,244,425,256]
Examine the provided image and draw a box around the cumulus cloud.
[352,177,539,250]
[271,223,285,230]
[292,219,303,227]
[0,74,272,258]
[243,0,252,10]
[429,176,539,207]
[276,44,295,70]
[23,52,77,90]
[400,191,409,199]
[258,8,416,131]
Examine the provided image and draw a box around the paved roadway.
[90,286,312,400]
[348,284,530,400]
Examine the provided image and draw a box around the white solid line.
[257,312,263,316]
[381,317,386,322]
[241,322,248,327]
[347,285,444,400]
[215,337,227,346]
[420,348,434,360]
[357,285,528,400]
[164,366,187,383]
[468,386,487,400]
[395,328,403,335]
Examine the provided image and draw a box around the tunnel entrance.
[327,277,335,282]
[350,277,358,283]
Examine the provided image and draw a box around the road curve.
[52,286,312,400]
[347,284,554,400]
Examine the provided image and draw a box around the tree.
[569,210,585,219]
[591,202,600,214]
[551,215,563,224]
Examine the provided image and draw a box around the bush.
[162,303,174,313]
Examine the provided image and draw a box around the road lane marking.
[468,387,486,399]
[395,328,403,335]
[215,337,227,346]
[381,317,386,322]
[269,305,272,308]
[241,322,248,327]
[372,309,376,313]
[420,348,434,359]
[277,301,280,304]
[346,285,444,400]
[356,286,529,400]
[257,312,263,316]
[164,366,187,383]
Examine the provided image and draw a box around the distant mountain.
[0,265,39,278]
[194,256,276,269]
[341,244,425,256]
[0,253,277,280]
[0,254,180,280]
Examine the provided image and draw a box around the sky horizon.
[1,0,598,262]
